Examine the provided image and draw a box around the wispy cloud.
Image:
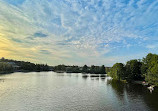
[0,0,158,66]
[146,44,158,49]
[39,50,51,55]
[33,32,48,38]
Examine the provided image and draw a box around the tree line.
[108,53,158,86]
[54,65,108,74]
[0,57,50,74]
[0,57,108,74]
[0,62,13,73]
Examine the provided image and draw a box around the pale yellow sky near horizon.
[0,0,157,66]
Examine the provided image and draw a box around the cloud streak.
[33,32,48,38]
[0,0,158,66]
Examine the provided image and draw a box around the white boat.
[148,85,154,93]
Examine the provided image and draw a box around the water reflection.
[0,72,157,111]
[107,79,158,111]
[101,77,105,80]
[100,74,106,77]
[90,74,100,77]
[107,80,125,100]
[143,87,158,111]
[82,74,88,79]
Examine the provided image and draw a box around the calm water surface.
[0,72,158,111]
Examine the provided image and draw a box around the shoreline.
[0,70,52,75]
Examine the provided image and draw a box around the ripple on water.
[0,72,157,111]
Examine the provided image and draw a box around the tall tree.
[125,59,142,81]
[100,65,106,74]
[82,65,88,73]
[144,53,158,85]
[109,63,125,81]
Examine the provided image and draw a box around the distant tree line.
[0,57,51,74]
[0,62,13,73]
[54,65,108,74]
[108,53,158,86]
[0,57,108,75]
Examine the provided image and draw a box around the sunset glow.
[0,0,158,66]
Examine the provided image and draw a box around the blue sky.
[0,0,158,66]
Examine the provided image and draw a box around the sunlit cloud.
[0,0,158,66]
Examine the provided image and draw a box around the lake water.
[0,72,158,111]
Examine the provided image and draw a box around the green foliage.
[105,67,111,73]
[144,53,158,86]
[82,65,88,73]
[54,65,66,71]
[100,65,106,74]
[108,63,125,81]
[90,65,106,74]
[125,59,142,80]
[0,62,13,72]
[145,53,158,67]
[145,65,158,86]
[90,65,95,73]
[0,58,50,73]
[109,60,143,81]
[54,64,106,74]
[66,66,80,73]
[140,63,147,78]
[109,53,158,86]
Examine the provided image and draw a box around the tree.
[144,53,158,85]
[105,67,111,73]
[100,65,106,74]
[82,65,88,73]
[108,63,125,81]
[54,65,66,71]
[141,63,147,78]
[94,66,100,74]
[125,59,142,81]
[0,62,13,72]
[90,65,95,73]
[145,63,158,86]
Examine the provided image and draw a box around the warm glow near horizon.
[0,0,158,66]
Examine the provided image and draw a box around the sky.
[0,0,158,66]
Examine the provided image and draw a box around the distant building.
[7,62,20,70]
